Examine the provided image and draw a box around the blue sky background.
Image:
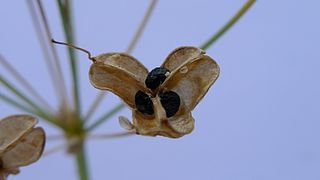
[1,1,320,180]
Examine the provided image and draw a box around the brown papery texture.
[1,127,45,168]
[0,115,37,154]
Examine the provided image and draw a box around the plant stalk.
[75,145,89,180]
[57,0,81,116]
[200,0,256,50]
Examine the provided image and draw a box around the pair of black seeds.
[135,90,180,118]
[135,67,180,118]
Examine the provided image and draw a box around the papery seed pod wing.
[89,53,150,108]
[1,127,45,168]
[167,113,195,135]
[161,46,205,72]
[159,51,219,137]
[163,54,220,112]
[0,115,37,155]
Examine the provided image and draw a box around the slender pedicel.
[51,39,96,62]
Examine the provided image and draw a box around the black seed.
[145,67,170,90]
[159,91,180,118]
[135,90,154,115]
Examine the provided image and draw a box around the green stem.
[57,2,88,180]
[75,145,89,180]
[0,92,60,126]
[35,0,70,110]
[0,75,38,110]
[87,103,125,132]
[57,0,81,116]
[200,0,256,50]
[0,54,54,113]
[126,0,158,53]
[0,93,36,114]
[0,75,57,124]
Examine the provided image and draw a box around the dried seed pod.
[51,40,219,138]
[51,40,220,138]
[88,46,220,138]
[0,115,45,178]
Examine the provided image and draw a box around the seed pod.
[0,115,45,178]
[51,40,219,138]
[89,46,220,138]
